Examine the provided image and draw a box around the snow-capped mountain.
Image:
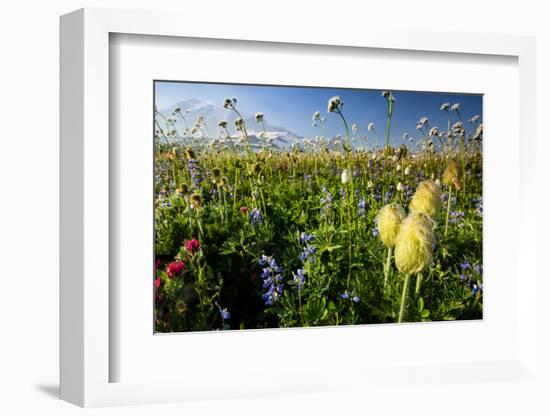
[158,99,303,148]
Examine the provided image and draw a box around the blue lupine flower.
[340,291,350,300]
[449,210,465,225]
[259,255,284,305]
[187,158,203,189]
[219,307,231,320]
[320,188,333,214]
[352,295,360,303]
[298,233,316,263]
[474,264,482,275]
[300,232,314,244]
[460,262,470,270]
[472,196,483,217]
[258,254,269,266]
[299,246,316,263]
[358,198,366,216]
[292,268,306,290]
[372,227,379,237]
[249,208,264,226]
[460,274,467,281]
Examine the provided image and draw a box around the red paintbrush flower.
[166,261,185,278]
[154,276,161,289]
[239,206,249,215]
[184,238,200,255]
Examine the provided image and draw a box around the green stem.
[384,246,393,287]
[233,168,239,210]
[415,272,422,295]
[338,111,354,289]
[398,274,411,323]
[385,99,393,150]
[444,186,452,236]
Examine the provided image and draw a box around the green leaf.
[417,297,424,313]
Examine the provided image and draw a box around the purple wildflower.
[219,307,231,320]
[249,208,264,226]
[292,268,306,290]
[259,255,284,306]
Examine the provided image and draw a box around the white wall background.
[0,0,547,414]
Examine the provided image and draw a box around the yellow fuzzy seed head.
[394,212,435,276]
[442,159,462,190]
[185,148,196,159]
[377,203,406,248]
[190,193,203,209]
[177,183,189,195]
[409,180,441,219]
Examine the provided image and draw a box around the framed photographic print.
[151,80,483,333]
[60,7,542,409]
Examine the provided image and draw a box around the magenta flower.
[166,261,185,278]
[184,238,200,254]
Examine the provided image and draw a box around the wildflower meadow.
[154,83,483,332]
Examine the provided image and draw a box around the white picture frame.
[60,7,540,408]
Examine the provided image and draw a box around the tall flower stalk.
[442,158,462,235]
[312,111,326,148]
[328,96,355,288]
[224,97,254,159]
[394,212,435,322]
[440,102,451,136]
[382,91,395,151]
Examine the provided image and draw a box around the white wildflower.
[312,111,321,121]
[341,169,351,184]
[234,117,244,131]
[382,91,395,101]
[328,96,343,113]
[223,97,237,109]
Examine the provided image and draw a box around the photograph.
[153,81,483,332]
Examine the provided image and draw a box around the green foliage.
[154,140,483,332]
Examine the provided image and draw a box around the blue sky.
[155,81,482,147]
